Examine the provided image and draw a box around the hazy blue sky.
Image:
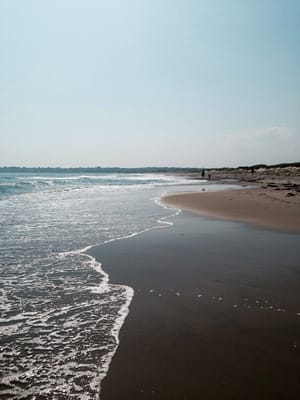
[1,0,299,167]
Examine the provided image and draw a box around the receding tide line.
[58,196,181,398]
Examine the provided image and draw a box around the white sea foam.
[1,172,236,398]
[1,172,203,399]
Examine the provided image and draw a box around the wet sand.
[162,188,300,233]
[88,212,300,400]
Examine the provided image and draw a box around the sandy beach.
[169,166,300,233]
[86,167,300,399]
[2,0,299,396]
[88,204,300,399]
[162,187,300,233]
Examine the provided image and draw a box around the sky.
[0,0,300,168]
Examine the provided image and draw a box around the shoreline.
[88,210,300,399]
[162,186,300,234]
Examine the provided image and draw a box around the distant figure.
[251,167,255,175]
[202,170,205,178]
[208,173,211,180]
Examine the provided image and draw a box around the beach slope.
[162,188,300,233]
[88,211,300,400]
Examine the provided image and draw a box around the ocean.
[0,172,238,399]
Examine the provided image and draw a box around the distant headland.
[0,166,202,173]
[0,162,298,174]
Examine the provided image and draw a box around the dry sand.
[162,186,300,233]
[178,165,300,185]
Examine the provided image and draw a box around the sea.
[0,172,234,399]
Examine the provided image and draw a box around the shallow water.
[0,172,236,399]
